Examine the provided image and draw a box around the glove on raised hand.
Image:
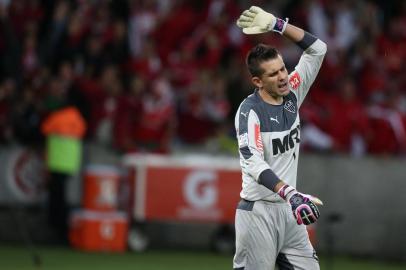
[236,6,288,35]
[278,184,322,225]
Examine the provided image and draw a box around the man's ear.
[251,76,263,88]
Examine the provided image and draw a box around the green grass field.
[1,245,405,270]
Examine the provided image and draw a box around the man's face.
[253,55,289,98]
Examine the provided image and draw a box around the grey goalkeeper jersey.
[235,39,327,202]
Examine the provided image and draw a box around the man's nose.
[278,72,286,80]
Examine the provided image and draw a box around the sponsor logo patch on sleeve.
[238,133,248,147]
[254,124,263,152]
[289,71,301,90]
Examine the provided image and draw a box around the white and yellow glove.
[236,6,288,35]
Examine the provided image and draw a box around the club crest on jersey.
[284,100,296,114]
[289,71,301,90]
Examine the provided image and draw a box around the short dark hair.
[246,44,280,77]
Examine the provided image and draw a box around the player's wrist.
[276,184,296,201]
[271,17,289,34]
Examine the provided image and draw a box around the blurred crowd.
[0,0,405,157]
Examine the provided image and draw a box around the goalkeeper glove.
[277,184,322,225]
[236,6,288,35]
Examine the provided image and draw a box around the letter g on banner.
[183,170,218,209]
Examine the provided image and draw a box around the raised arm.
[237,6,327,107]
[283,24,305,43]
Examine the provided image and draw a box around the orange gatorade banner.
[142,167,241,223]
[125,154,243,224]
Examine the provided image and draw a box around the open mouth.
[278,82,288,91]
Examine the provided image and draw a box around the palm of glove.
[236,6,276,35]
[288,193,320,225]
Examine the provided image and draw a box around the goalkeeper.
[233,6,327,270]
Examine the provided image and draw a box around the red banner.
[135,166,242,223]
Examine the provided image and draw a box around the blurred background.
[0,0,406,269]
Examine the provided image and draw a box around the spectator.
[368,86,406,155]
[85,64,123,146]
[11,82,43,145]
[177,70,216,144]
[323,76,371,155]
[128,0,160,58]
[0,78,16,143]
[131,76,176,153]
[114,75,144,152]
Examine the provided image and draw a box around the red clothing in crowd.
[367,104,406,155]
[114,79,175,154]
[324,95,370,152]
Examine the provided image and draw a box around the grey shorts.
[233,199,319,270]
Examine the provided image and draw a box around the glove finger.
[238,15,253,22]
[299,208,316,225]
[293,211,302,225]
[236,15,253,27]
[308,202,320,219]
[249,6,264,14]
[296,205,317,225]
[237,21,252,28]
[242,26,265,35]
[242,10,257,18]
[309,196,323,206]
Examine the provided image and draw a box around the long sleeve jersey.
[235,39,327,202]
